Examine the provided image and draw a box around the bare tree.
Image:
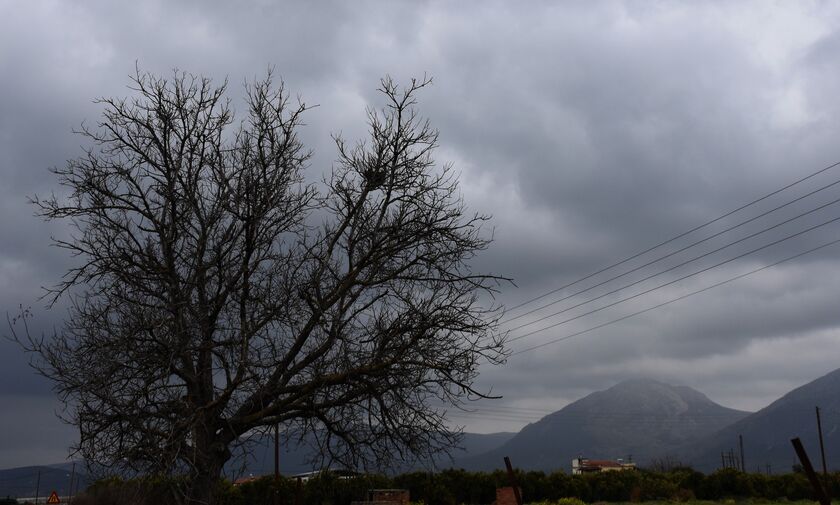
[13,69,506,504]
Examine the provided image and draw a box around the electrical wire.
[503,159,840,315]
[508,205,840,336]
[503,179,840,325]
[511,235,840,355]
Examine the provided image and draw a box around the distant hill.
[12,369,840,496]
[684,368,840,473]
[455,379,750,472]
[0,463,87,499]
[0,431,514,498]
[229,430,517,477]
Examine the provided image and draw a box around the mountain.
[684,368,840,473]
[457,432,518,458]
[0,431,514,498]
[456,379,750,472]
[0,463,88,499]
[226,430,517,477]
[6,369,840,498]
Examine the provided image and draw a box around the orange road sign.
[47,490,61,503]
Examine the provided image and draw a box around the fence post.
[503,456,523,505]
[791,437,831,505]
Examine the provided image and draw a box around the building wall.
[495,486,521,505]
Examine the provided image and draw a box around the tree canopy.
[14,69,507,504]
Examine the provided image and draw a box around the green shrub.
[555,497,588,505]
[71,465,840,504]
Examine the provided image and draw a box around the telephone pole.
[791,437,831,505]
[816,406,828,477]
[503,457,524,505]
[34,469,40,505]
[274,423,280,505]
[68,462,76,504]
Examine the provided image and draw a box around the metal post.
[274,424,280,505]
[816,406,828,477]
[791,437,831,505]
[68,463,76,504]
[34,469,41,505]
[503,457,523,505]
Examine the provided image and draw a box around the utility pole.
[791,437,831,505]
[68,462,76,504]
[274,423,280,505]
[34,469,40,505]
[294,476,303,505]
[739,434,746,472]
[503,457,524,505]
[816,406,828,477]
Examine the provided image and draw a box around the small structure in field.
[494,486,523,505]
[350,488,410,505]
[290,469,361,482]
[232,475,260,486]
[572,457,636,475]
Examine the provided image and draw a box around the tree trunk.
[187,471,217,505]
[187,419,232,505]
[187,446,230,505]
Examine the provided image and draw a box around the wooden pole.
[503,457,523,505]
[816,406,828,477]
[739,434,746,472]
[274,424,280,505]
[34,469,40,505]
[791,437,831,505]
[68,463,76,505]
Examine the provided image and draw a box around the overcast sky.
[5,0,840,469]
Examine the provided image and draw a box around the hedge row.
[75,467,836,505]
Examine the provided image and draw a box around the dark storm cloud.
[4,0,840,463]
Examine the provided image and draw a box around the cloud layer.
[4,0,840,467]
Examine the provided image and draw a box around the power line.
[503,178,840,325]
[511,235,840,355]
[509,198,840,334]
[435,403,558,415]
[442,402,840,426]
[446,412,542,423]
[449,408,747,421]
[511,213,840,340]
[503,159,840,315]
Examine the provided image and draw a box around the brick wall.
[495,486,522,505]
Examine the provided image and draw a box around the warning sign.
[47,490,61,504]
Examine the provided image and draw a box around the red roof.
[233,475,261,486]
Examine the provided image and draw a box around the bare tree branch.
[12,69,508,505]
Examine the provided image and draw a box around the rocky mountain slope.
[683,368,840,473]
[456,379,750,472]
